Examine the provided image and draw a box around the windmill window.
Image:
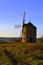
[23,38,25,40]
[23,31,25,35]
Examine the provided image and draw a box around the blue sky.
[0,0,43,38]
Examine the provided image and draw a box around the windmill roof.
[23,22,37,29]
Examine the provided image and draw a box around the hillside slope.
[0,43,43,65]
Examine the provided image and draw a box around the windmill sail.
[15,12,25,28]
[23,12,25,25]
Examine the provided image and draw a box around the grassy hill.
[0,43,43,65]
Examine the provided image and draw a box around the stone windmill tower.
[22,13,37,43]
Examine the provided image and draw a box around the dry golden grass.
[0,42,43,65]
